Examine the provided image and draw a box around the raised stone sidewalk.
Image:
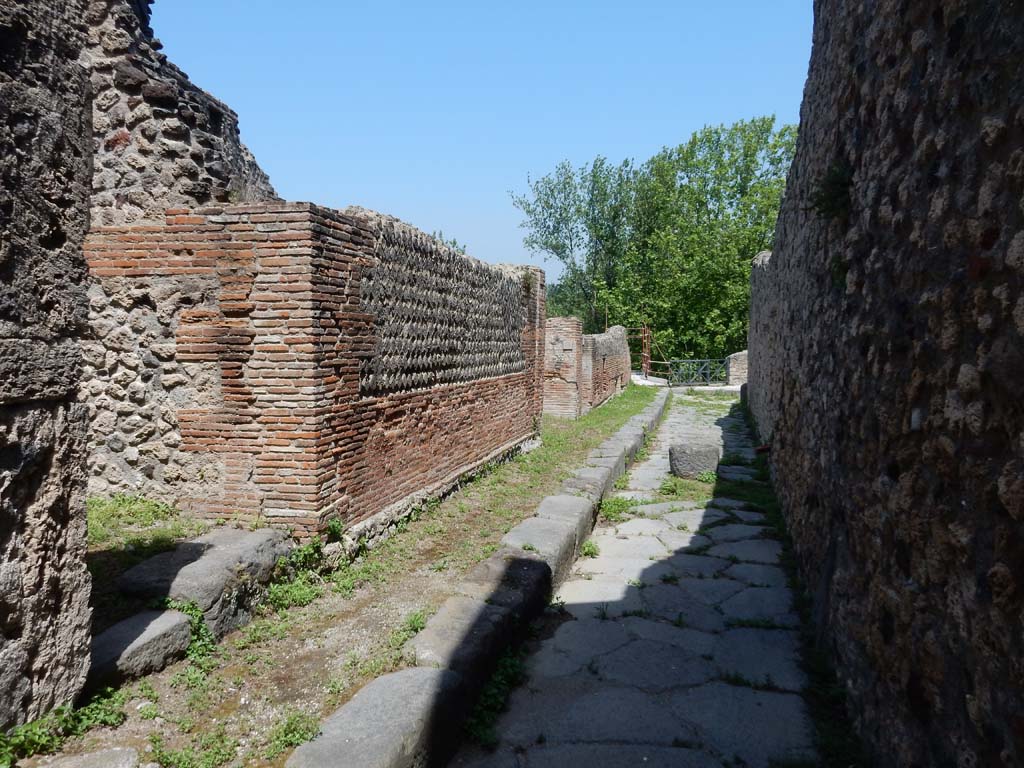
[450,393,817,768]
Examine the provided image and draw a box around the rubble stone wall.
[0,0,93,728]
[85,0,276,226]
[725,350,748,386]
[84,203,544,536]
[748,2,1024,765]
[543,320,630,419]
[581,325,631,411]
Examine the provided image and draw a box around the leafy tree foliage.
[512,117,796,359]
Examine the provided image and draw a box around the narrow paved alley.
[452,391,817,768]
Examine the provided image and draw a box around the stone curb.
[286,389,670,768]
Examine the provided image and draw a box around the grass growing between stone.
[38,385,658,767]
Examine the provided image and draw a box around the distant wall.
[0,0,93,728]
[84,203,544,537]
[582,326,631,411]
[543,319,630,419]
[725,350,748,386]
[748,1,1024,765]
[85,0,276,226]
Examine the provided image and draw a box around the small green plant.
[136,679,160,702]
[0,687,128,764]
[325,518,344,543]
[599,496,634,523]
[464,650,526,747]
[167,599,218,669]
[266,571,324,611]
[696,470,718,484]
[264,710,320,759]
[149,726,237,768]
[580,540,600,558]
[521,542,538,553]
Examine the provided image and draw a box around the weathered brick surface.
[748,2,1024,765]
[543,317,584,418]
[0,0,93,728]
[85,0,276,226]
[544,319,630,419]
[84,204,544,535]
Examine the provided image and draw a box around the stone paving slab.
[708,539,782,564]
[724,562,788,587]
[705,523,770,542]
[713,628,806,691]
[556,578,644,620]
[669,682,816,767]
[720,587,799,627]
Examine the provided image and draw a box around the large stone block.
[87,610,191,691]
[668,442,720,479]
[117,528,291,637]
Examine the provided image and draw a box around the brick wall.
[543,317,583,419]
[543,319,630,419]
[84,203,544,537]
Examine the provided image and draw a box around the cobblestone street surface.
[451,393,816,768]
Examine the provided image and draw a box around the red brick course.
[543,318,630,419]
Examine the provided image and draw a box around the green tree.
[513,116,796,359]
[511,157,634,332]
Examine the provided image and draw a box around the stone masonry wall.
[725,350,748,386]
[581,325,630,411]
[543,317,583,419]
[748,2,1024,765]
[0,0,93,728]
[543,319,629,419]
[84,204,544,536]
[85,0,276,226]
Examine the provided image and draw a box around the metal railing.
[667,358,727,386]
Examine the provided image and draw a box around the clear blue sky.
[152,1,813,279]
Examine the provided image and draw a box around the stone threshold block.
[87,610,191,693]
[116,527,292,637]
